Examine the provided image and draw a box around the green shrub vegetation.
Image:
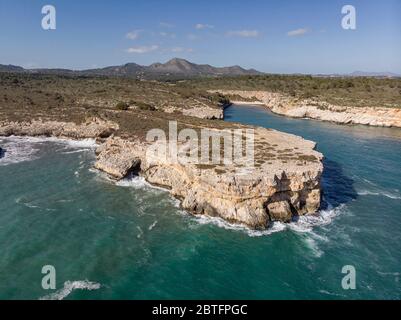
[182,75,401,108]
[115,101,129,110]
[130,100,156,111]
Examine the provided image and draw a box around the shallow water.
[0,106,400,299]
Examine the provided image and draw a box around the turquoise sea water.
[0,105,401,300]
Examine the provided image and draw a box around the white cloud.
[169,47,194,53]
[160,22,174,28]
[159,32,176,38]
[195,23,214,30]
[126,45,159,54]
[287,28,309,37]
[126,30,142,40]
[187,34,199,40]
[226,30,260,38]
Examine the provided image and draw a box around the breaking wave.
[116,171,346,238]
[357,189,401,200]
[116,175,150,189]
[357,178,401,199]
[0,136,41,166]
[39,280,101,300]
[0,136,97,166]
[190,214,286,236]
[189,204,345,238]
[149,220,158,231]
[115,174,168,194]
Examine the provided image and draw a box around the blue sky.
[0,0,400,73]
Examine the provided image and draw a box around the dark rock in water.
[0,147,4,159]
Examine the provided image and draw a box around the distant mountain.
[314,71,401,78]
[0,64,25,73]
[0,58,263,79]
[83,58,262,78]
[348,71,401,78]
[4,60,398,79]
[82,63,145,77]
[145,58,261,76]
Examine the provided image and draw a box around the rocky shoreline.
[215,90,401,128]
[0,118,323,230]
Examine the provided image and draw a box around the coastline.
[218,90,401,128]
[0,134,333,238]
[230,100,265,106]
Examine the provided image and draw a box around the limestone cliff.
[93,128,323,229]
[0,118,118,139]
[215,90,401,128]
[163,105,224,120]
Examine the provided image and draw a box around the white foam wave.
[187,204,345,238]
[16,197,59,211]
[61,149,91,155]
[377,271,400,276]
[361,178,378,187]
[149,220,158,231]
[115,171,345,238]
[287,206,344,257]
[1,135,96,147]
[57,199,74,203]
[115,175,167,193]
[167,197,182,208]
[0,136,97,166]
[39,280,101,300]
[61,138,97,149]
[111,168,344,238]
[288,204,344,233]
[318,289,346,297]
[304,237,324,258]
[116,176,149,189]
[190,214,286,237]
[24,203,40,209]
[15,197,40,209]
[137,226,144,239]
[357,189,401,199]
[0,137,41,166]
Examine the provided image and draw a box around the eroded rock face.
[94,137,145,180]
[182,106,224,120]
[215,90,401,128]
[164,105,224,119]
[267,201,292,222]
[0,118,118,139]
[93,127,323,230]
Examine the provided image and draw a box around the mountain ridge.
[1,60,399,79]
[0,58,263,79]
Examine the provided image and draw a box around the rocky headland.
[0,117,323,230]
